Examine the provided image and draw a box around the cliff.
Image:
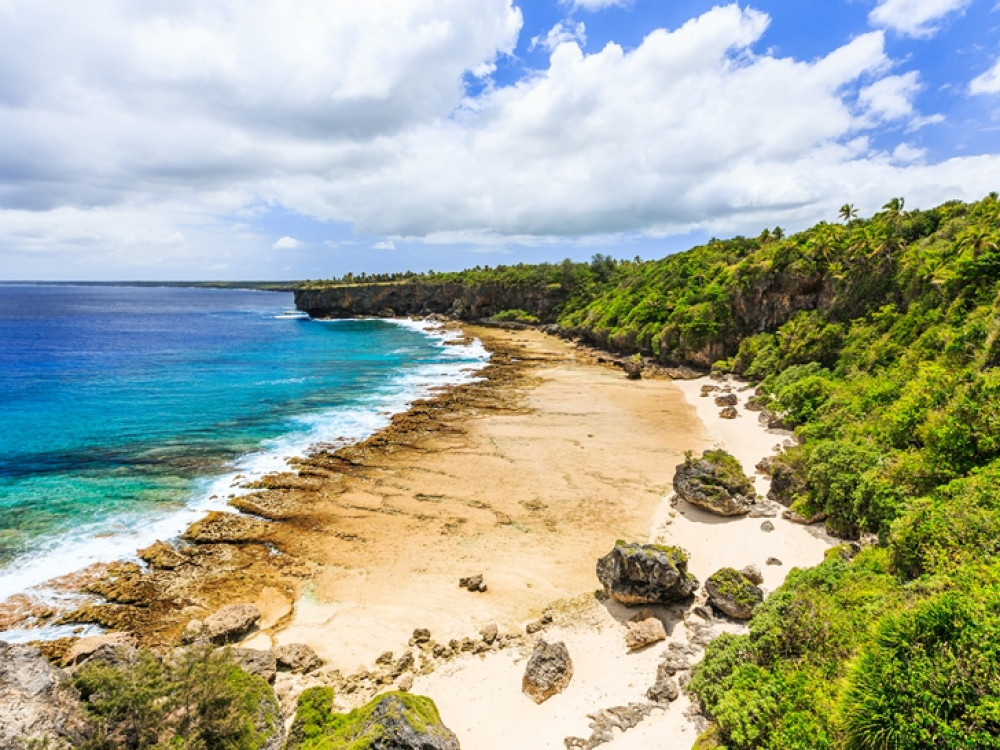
[295,282,568,322]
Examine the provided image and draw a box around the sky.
[1,1,999,281]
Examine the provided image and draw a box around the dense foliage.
[306,194,1000,746]
[72,646,281,750]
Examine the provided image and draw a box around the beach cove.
[4,323,835,748]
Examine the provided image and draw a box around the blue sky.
[0,0,998,280]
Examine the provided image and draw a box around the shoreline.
[3,322,834,748]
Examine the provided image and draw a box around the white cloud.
[971,57,1000,94]
[273,236,300,249]
[869,0,972,38]
[859,71,922,122]
[561,0,629,11]
[1,2,998,279]
[374,240,396,250]
[530,21,586,53]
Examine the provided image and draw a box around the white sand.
[402,374,833,750]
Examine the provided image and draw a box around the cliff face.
[294,269,839,370]
[294,282,568,321]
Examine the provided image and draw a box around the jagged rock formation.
[673,449,757,516]
[183,603,261,644]
[596,541,698,605]
[0,641,92,749]
[522,640,574,704]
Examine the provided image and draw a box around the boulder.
[479,623,498,645]
[760,520,775,532]
[226,648,277,684]
[719,406,738,419]
[622,361,642,380]
[705,568,764,620]
[740,565,764,585]
[646,662,680,703]
[766,557,783,566]
[522,640,573,704]
[184,603,261,645]
[64,632,136,667]
[699,384,720,397]
[596,541,698,606]
[274,643,323,674]
[0,641,92,749]
[768,459,805,507]
[624,610,667,651]
[287,689,459,750]
[673,450,756,516]
[458,574,487,593]
[714,393,738,407]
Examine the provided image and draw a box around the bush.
[73,645,281,750]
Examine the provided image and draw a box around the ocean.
[0,284,487,607]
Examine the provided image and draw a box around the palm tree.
[839,203,858,223]
[880,197,906,235]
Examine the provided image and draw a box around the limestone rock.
[187,603,261,645]
[705,568,764,620]
[622,360,642,380]
[64,632,136,667]
[274,643,323,674]
[479,623,498,645]
[227,647,277,684]
[137,540,187,570]
[660,641,698,675]
[0,641,92,749]
[646,662,680,703]
[719,406,739,419]
[181,511,275,544]
[768,459,805,507]
[740,565,764,585]
[673,449,756,516]
[766,557,783,566]
[596,541,698,606]
[700,384,720,397]
[714,393,738,407]
[624,610,667,651]
[522,640,573,704]
[458,574,487,592]
[760,520,775,532]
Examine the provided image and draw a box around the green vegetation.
[285,690,453,750]
[304,193,1000,745]
[705,568,761,609]
[492,308,541,324]
[72,646,281,750]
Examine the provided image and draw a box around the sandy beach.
[9,324,834,748]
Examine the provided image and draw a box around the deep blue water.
[0,285,486,600]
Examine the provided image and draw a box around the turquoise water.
[0,285,487,601]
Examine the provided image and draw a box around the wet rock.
[522,640,573,704]
[0,641,92,749]
[705,568,764,620]
[458,574,487,592]
[137,540,187,570]
[596,541,698,606]
[719,406,739,419]
[624,610,667,651]
[714,393,738,407]
[274,643,323,674]
[673,450,756,516]
[181,511,275,545]
[227,647,277,684]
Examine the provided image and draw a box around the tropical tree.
[839,203,858,223]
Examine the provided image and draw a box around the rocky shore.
[1,325,834,749]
